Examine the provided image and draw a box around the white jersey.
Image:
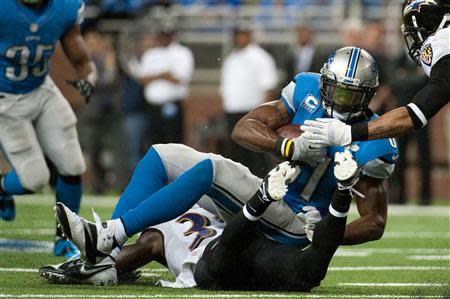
[151,205,225,288]
[420,26,450,77]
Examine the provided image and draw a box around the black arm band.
[411,55,450,122]
[351,122,369,141]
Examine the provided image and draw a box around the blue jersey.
[280,73,398,216]
[0,0,84,94]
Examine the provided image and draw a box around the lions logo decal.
[421,44,433,66]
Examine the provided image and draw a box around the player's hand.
[301,118,352,147]
[291,135,327,166]
[297,206,322,242]
[66,79,95,103]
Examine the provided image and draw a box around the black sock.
[244,191,271,220]
[329,189,352,217]
[55,221,64,240]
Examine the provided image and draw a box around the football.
[275,124,303,139]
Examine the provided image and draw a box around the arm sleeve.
[408,55,450,128]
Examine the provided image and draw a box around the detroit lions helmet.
[320,47,379,123]
[402,0,450,65]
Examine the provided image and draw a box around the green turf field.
[1,194,449,298]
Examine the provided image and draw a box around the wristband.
[275,137,294,160]
[351,122,368,141]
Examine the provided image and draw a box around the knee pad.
[58,137,86,176]
[17,158,50,192]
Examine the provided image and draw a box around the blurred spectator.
[340,18,363,47]
[284,25,331,84]
[363,21,393,114]
[139,22,194,145]
[121,33,156,177]
[220,26,278,177]
[78,29,118,194]
[389,52,430,205]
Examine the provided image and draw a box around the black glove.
[66,79,94,103]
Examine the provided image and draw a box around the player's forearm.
[76,61,97,85]
[342,214,386,245]
[231,118,280,152]
[61,26,97,86]
[352,107,414,141]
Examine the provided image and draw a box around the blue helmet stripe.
[348,47,360,78]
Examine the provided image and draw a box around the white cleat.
[334,150,364,198]
[263,161,300,201]
[55,203,118,264]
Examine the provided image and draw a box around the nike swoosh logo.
[79,264,112,276]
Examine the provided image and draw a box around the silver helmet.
[320,47,379,122]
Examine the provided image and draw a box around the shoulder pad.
[361,158,395,179]
[421,27,450,77]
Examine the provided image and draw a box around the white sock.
[111,219,128,245]
[243,204,261,221]
[109,247,121,260]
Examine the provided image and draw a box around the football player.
[55,50,396,270]
[232,46,398,245]
[0,0,97,258]
[300,0,450,146]
[42,154,356,292]
[40,204,227,287]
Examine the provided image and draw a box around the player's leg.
[0,95,51,220]
[111,146,168,220]
[33,79,85,258]
[34,79,85,214]
[56,158,216,264]
[206,156,308,246]
[194,162,300,290]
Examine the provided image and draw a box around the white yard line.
[339,283,448,287]
[0,268,37,273]
[2,266,448,274]
[407,255,450,261]
[382,232,450,238]
[0,294,445,298]
[15,195,450,216]
[0,229,54,236]
[328,266,450,271]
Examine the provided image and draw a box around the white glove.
[291,135,327,166]
[297,206,322,242]
[301,118,352,147]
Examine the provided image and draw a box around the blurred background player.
[220,24,278,177]
[138,20,194,145]
[0,0,97,258]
